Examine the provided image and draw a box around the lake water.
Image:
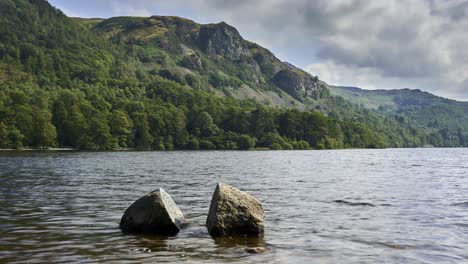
[0,149,467,263]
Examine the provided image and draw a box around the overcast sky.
[49,0,468,101]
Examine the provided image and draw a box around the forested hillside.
[0,0,466,150]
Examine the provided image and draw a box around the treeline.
[0,76,393,150]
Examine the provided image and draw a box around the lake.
[0,149,467,263]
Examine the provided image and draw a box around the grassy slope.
[329,86,397,110]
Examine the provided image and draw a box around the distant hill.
[330,86,468,146]
[0,0,466,149]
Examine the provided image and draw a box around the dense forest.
[0,0,466,150]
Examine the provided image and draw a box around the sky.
[48,0,468,101]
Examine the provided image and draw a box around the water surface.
[0,149,467,263]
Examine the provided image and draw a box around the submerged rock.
[120,188,184,235]
[206,183,264,237]
[245,247,268,254]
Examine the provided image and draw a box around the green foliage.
[270,143,282,150]
[132,112,153,150]
[191,111,218,137]
[110,110,132,148]
[291,140,310,150]
[186,138,200,150]
[238,134,256,150]
[208,72,242,88]
[282,142,293,150]
[199,140,216,150]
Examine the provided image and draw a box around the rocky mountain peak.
[198,21,251,60]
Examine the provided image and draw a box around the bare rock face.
[206,183,264,237]
[180,53,202,70]
[198,22,251,60]
[272,69,319,100]
[120,188,184,236]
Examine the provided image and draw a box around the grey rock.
[206,183,264,237]
[272,69,319,100]
[180,54,202,70]
[198,22,251,60]
[245,247,268,254]
[120,188,184,235]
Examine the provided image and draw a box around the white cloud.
[110,1,153,17]
[305,61,392,89]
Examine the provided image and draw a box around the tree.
[192,111,218,137]
[132,112,153,150]
[238,135,256,150]
[88,116,113,149]
[31,109,57,148]
[270,143,282,150]
[186,138,200,150]
[0,122,11,148]
[110,110,132,147]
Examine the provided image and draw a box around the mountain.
[87,15,329,109]
[0,0,466,150]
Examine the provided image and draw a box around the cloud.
[305,61,396,89]
[50,0,468,100]
[110,2,152,17]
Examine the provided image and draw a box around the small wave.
[451,202,468,208]
[333,200,375,207]
[350,239,416,249]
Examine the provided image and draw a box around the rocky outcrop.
[198,22,251,60]
[273,69,319,100]
[206,183,264,237]
[120,188,184,236]
[180,54,202,70]
[251,44,287,77]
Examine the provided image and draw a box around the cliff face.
[273,69,319,100]
[198,22,251,60]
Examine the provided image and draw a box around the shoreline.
[0,148,77,151]
[0,147,464,152]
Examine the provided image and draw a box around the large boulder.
[206,183,264,237]
[120,188,184,236]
